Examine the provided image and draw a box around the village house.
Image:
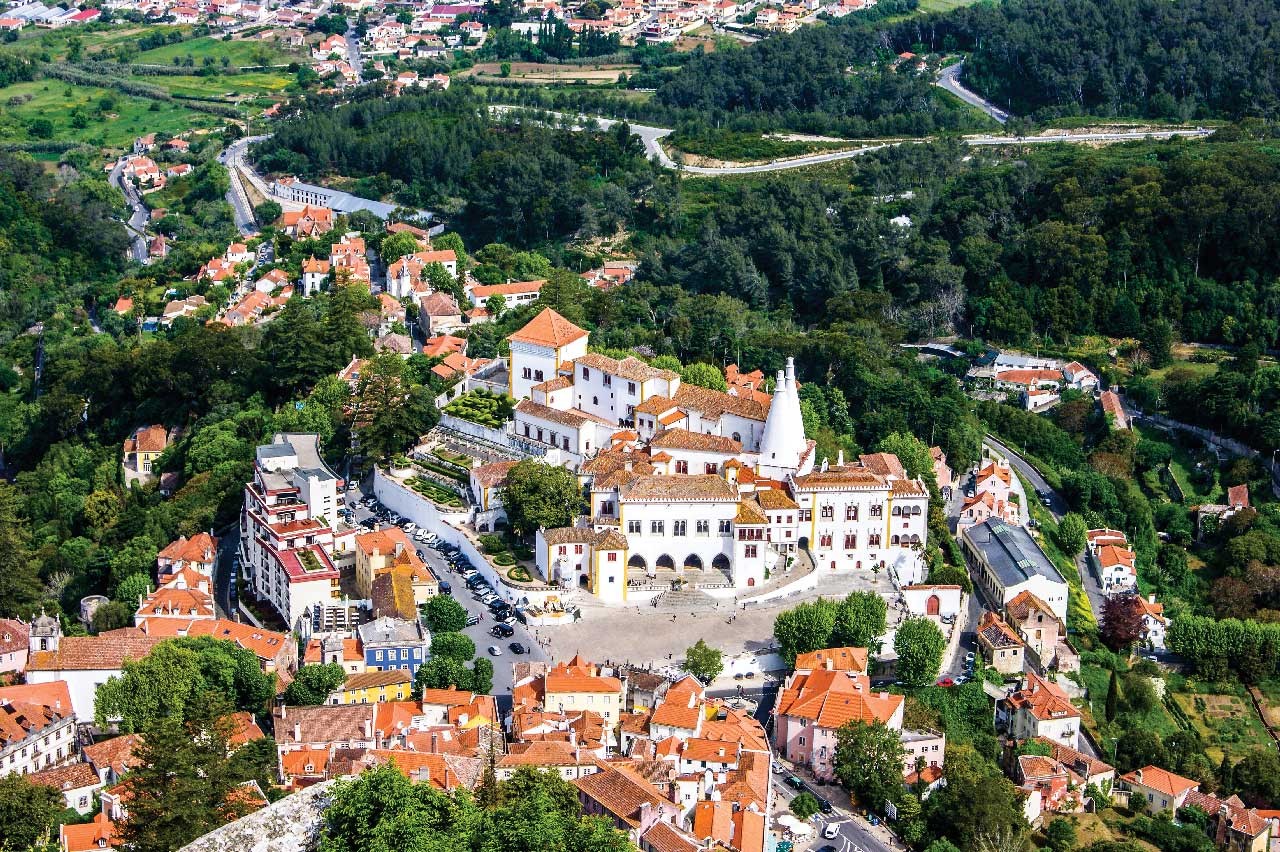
[25,615,162,720]
[121,424,170,485]
[156,532,218,578]
[997,671,1081,748]
[327,669,413,705]
[976,610,1025,675]
[133,569,216,626]
[1004,590,1064,666]
[1121,765,1200,814]
[0,680,78,776]
[962,520,1069,623]
[30,762,103,814]
[0,619,29,674]
[357,616,430,677]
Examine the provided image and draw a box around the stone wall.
[176,782,335,852]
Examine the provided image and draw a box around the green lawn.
[0,80,218,148]
[0,24,163,61]
[1166,679,1274,764]
[134,35,298,68]
[916,0,985,13]
[1136,423,1220,504]
[146,71,294,100]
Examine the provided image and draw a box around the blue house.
[357,616,430,676]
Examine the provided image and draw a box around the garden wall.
[439,413,512,447]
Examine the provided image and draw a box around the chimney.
[837,449,844,467]
[1135,768,1143,783]
[1148,594,1157,604]
[363,719,373,739]
[430,732,438,753]
[569,729,577,746]
[293,723,301,742]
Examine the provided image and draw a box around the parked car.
[439,581,451,595]
[487,645,502,656]
[491,624,514,638]
[823,824,839,840]
[465,615,481,627]
[785,776,805,791]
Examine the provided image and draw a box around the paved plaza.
[536,569,904,669]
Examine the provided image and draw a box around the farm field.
[1167,681,1274,763]
[0,79,217,148]
[134,35,299,67]
[0,24,162,60]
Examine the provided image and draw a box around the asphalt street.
[934,61,1009,124]
[108,158,150,262]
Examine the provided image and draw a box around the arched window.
[732,432,741,442]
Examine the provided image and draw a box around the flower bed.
[493,552,516,566]
[508,565,532,582]
[416,459,469,485]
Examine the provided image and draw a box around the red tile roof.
[507,308,588,349]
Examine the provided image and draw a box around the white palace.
[497,309,931,604]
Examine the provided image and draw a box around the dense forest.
[889,0,1280,121]
[253,89,653,246]
[651,0,988,138]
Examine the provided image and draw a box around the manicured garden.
[406,476,463,507]
[443,389,515,429]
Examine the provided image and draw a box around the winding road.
[491,106,1213,176]
[934,61,1009,125]
[109,158,151,263]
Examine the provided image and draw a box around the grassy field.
[134,35,298,67]
[147,71,293,99]
[1135,423,1220,504]
[0,79,217,148]
[0,24,162,61]
[464,62,638,85]
[916,0,985,12]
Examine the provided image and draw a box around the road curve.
[490,106,1213,176]
[108,159,151,262]
[935,61,1010,125]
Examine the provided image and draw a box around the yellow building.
[540,655,625,723]
[122,425,170,484]
[328,669,413,705]
[355,527,437,601]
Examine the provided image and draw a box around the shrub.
[479,534,505,554]
[508,565,532,582]
[493,552,516,566]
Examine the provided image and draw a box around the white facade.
[240,434,344,630]
[509,335,588,402]
[0,707,76,777]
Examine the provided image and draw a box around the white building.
[467,279,543,310]
[0,679,77,777]
[961,520,1069,623]
[240,434,344,631]
[507,307,589,401]
[24,616,161,722]
[790,452,930,584]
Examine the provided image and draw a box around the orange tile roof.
[0,680,73,712]
[83,733,144,777]
[157,533,218,565]
[775,670,902,729]
[794,647,869,674]
[1005,590,1058,623]
[304,637,361,664]
[30,761,100,792]
[28,636,162,672]
[507,308,588,349]
[60,812,116,852]
[124,424,168,454]
[545,659,624,695]
[650,677,705,730]
[977,610,1023,649]
[573,766,666,827]
[280,746,329,778]
[1122,765,1198,798]
[340,669,412,692]
[1006,671,1080,722]
[470,279,545,298]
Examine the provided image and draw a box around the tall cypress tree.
[1105,668,1119,723]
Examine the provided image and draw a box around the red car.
[937,676,955,687]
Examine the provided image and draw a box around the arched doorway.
[629,554,652,579]
[656,554,675,570]
[712,554,731,573]
[684,554,703,571]
[926,594,940,616]
[578,574,589,588]
[798,536,809,550]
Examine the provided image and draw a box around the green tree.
[91,600,134,633]
[1045,817,1077,852]
[831,590,887,649]
[876,431,934,481]
[121,704,258,852]
[0,483,42,617]
[894,617,946,687]
[1233,748,1280,808]
[683,639,723,683]
[485,293,507,320]
[1054,513,1088,557]
[924,744,1027,851]
[834,720,908,812]
[351,354,437,461]
[380,231,421,265]
[499,459,583,537]
[1105,668,1119,722]
[423,594,468,633]
[790,791,820,819]
[96,637,274,730]
[253,201,282,225]
[773,598,838,665]
[0,773,61,852]
[679,361,727,391]
[283,663,347,706]
[1114,729,1168,774]
[430,632,477,662]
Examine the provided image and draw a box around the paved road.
[213,524,241,620]
[108,158,150,262]
[934,61,1009,124]
[344,27,364,83]
[493,106,1213,176]
[770,775,899,852]
[220,136,268,235]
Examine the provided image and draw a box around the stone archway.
[684,554,704,571]
[656,554,675,570]
[712,554,730,573]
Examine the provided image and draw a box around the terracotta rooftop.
[507,307,588,349]
[1122,765,1198,798]
[340,669,413,692]
[619,474,735,503]
[650,428,741,455]
[83,733,144,777]
[28,636,162,672]
[573,766,667,827]
[794,647,869,674]
[575,351,678,383]
[30,761,101,792]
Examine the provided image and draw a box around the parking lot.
[340,489,549,701]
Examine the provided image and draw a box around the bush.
[508,565,532,582]
[493,552,516,566]
[479,534,505,554]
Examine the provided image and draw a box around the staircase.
[651,584,722,613]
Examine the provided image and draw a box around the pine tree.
[0,483,42,617]
[1218,753,1234,793]
[1105,668,1119,723]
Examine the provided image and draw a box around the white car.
[487,645,503,656]
[404,522,418,533]
[823,824,839,840]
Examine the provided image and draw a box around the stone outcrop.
[177,781,334,852]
